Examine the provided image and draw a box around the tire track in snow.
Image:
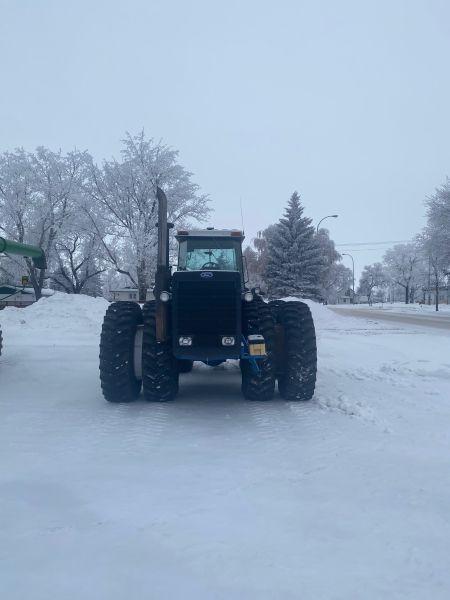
[246,395,347,457]
[246,400,295,443]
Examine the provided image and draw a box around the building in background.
[421,286,449,305]
[0,285,54,308]
[0,285,35,308]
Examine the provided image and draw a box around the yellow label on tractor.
[249,343,266,356]
[248,334,266,357]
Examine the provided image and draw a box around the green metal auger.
[0,237,47,269]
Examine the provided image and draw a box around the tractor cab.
[176,228,245,280]
[172,229,247,362]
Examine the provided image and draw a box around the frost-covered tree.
[322,262,353,304]
[0,148,36,286]
[87,131,209,301]
[410,178,450,310]
[0,147,92,298]
[315,228,341,302]
[264,192,323,298]
[383,243,420,304]
[243,225,276,290]
[243,246,260,288]
[425,178,450,269]
[417,230,448,311]
[358,262,386,304]
[50,232,106,295]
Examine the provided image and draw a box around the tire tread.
[99,301,142,403]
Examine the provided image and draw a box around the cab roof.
[176,228,245,240]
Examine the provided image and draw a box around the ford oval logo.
[201,271,214,278]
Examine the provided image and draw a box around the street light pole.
[316,214,338,234]
[342,253,355,302]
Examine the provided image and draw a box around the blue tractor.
[99,188,317,402]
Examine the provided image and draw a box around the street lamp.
[342,253,355,301]
[316,214,338,234]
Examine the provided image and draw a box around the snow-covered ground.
[1,294,450,599]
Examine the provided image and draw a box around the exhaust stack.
[154,187,172,342]
[156,187,169,272]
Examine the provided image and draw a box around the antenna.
[239,197,245,235]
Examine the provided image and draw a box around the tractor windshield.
[178,238,242,273]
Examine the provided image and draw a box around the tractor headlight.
[221,336,235,346]
[244,291,253,302]
[179,336,193,346]
[160,291,171,302]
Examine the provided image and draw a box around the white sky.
[1,0,449,278]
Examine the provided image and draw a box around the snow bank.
[0,292,109,340]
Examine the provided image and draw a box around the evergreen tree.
[264,191,323,298]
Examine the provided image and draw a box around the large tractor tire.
[241,298,276,401]
[268,300,285,323]
[99,301,143,403]
[142,301,179,401]
[177,359,194,374]
[276,301,317,401]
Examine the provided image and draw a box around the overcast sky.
[1,0,449,277]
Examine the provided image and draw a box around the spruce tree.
[264,191,323,298]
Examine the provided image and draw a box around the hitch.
[240,335,266,376]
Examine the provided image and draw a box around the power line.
[338,248,393,252]
[336,239,412,247]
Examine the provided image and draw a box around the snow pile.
[318,391,378,423]
[0,292,109,341]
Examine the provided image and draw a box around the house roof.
[0,285,34,295]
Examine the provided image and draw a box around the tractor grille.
[175,279,239,335]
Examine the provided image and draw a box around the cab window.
[178,239,242,273]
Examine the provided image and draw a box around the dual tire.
[241,298,317,402]
[99,301,178,403]
[269,300,317,401]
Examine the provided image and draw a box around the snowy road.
[1,295,450,599]
[332,306,450,330]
